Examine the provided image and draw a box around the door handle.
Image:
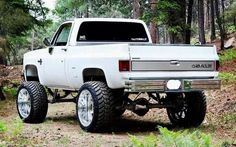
[61,48,67,52]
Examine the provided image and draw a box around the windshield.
[77,21,149,42]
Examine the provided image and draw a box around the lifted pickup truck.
[17,18,220,132]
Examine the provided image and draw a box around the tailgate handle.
[170,60,180,65]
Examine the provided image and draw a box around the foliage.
[0,119,29,146]
[54,0,132,22]
[0,121,7,133]
[158,127,211,147]
[0,0,46,36]
[143,0,180,23]
[53,0,85,21]
[2,87,17,99]
[142,0,184,35]
[5,22,54,65]
[225,2,236,23]
[89,0,132,18]
[0,0,51,65]
[129,133,157,147]
[219,72,236,83]
[225,25,236,34]
[129,127,212,147]
[11,119,24,137]
[219,49,236,63]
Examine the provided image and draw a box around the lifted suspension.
[121,92,177,116]
[47,88,77,104]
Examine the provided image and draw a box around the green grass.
[219,72,236,84]
[129,127,212,147]
[2,87,17,99]
[0,121,7,133]
[11,119,24,137]
[222,113,236,124]
[57,136,70,146]
[129,133,158,147]
[0,119,29,146]
[219,49,236,63]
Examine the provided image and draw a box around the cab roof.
[64,18,145,24]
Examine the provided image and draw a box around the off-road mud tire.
[16,81,48,123]
[76,81,116,132]
[166,91,206,127]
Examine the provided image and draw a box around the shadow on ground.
[45,114,173,134]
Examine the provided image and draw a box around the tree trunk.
[210,0,216,42]
[132,0,141,19]
[185,0,194,44]
[150,0,159,43]
[221,0,225,17]
[198,0,206,44]
[234,17,236,27]
[31,30,35,51]
[0,55,4,65]
[0,86,6,101]
[85,4,89,18]
[150,22,157,43]
[215,0,225,49]
[0,35,7,65]
[205,0,210,30]
[221,0,225,36]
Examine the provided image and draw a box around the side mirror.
[43,38,54,54]
[43,38,51,46]
[49,47,54,54]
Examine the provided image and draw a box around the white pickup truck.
[17,18,220,132]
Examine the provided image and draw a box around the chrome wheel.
[17,88,31,118]
[77,89,94,127]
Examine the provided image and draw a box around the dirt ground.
[0,84,235,146]
[0,66,236,146]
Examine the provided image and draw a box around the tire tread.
[17,81,48,123]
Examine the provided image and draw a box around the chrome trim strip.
[128,44,214,47]
[125,79,221,92]
[131,60,215,71]
[129,77,215,80]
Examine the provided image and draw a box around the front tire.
[16,81,48,123]
[166,91,206,127]
[76,81,115,132]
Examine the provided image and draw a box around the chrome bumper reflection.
[125,79,221,92]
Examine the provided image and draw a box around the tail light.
[119,60,130,72]
[215,60,220,71]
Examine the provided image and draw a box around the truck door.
[41,23,72,88]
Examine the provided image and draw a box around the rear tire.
[76,81,116,132]
[16,81,48,123]
[166,91,206,127]
[112,89,126,117]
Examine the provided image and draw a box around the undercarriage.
[16,81,207,132]
[47,88,186,117]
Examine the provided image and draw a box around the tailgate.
[129,44,219,71]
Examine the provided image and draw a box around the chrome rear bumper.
[124,79,221,92]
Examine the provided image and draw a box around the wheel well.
[83,68,106,83]
[25,65,39,81]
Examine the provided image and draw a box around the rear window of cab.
[77,21,149,42]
